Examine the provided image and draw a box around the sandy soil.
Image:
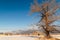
[0,35,37,40]
[0,35,60,40]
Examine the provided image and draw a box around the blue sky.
[0,0,60,32]
[0,0,35,32]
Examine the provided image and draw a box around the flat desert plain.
[0,35,37,40]
[0,35,60,40]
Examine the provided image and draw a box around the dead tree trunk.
[42,5,50,38]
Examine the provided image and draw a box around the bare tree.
[30,0,60,38]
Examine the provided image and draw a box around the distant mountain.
[5,26,60,35]
[11,29,40,34]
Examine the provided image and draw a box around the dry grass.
[35,37,60,40]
